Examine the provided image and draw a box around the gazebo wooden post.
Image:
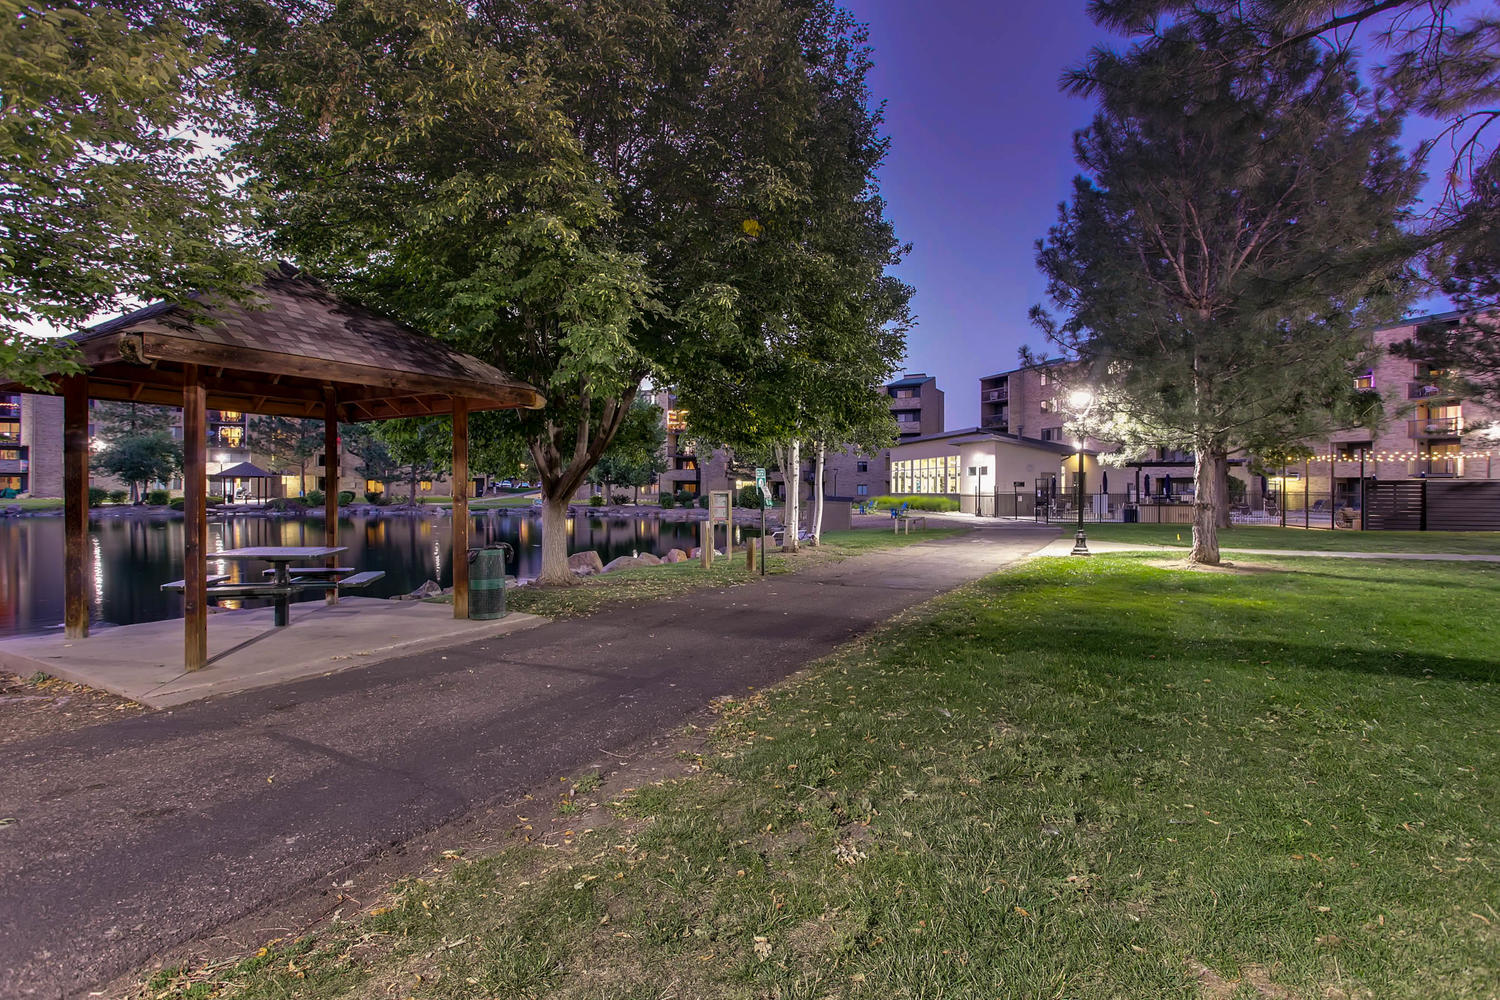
[451,398,469,620]
[182,365,208,671]
[324,386,340,605]
[62,374,89,639]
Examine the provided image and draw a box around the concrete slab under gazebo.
[212,460,277,503]
[0,263,543,671]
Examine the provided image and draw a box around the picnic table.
[162,545,384,627]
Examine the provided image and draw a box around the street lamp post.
[1067,389,1093,556]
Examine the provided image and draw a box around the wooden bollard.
[700,519,712,568]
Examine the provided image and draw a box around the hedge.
[870,494,959,512]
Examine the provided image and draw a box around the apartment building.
[888,373,944,441]
[1298,311,1500,505]
[648,373,944,502]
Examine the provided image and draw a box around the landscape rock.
[409,579,443,599]
[662,548,688,564]
[602,553,664,573]
[567,550,605,575]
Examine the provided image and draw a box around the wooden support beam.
[324,386,340,605]
[182,365,208,671]
[452,397,469,620]
[62,375,89,639]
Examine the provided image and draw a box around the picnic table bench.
[161,546,384,628]
[891,505,926,534]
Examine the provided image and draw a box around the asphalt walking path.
[0,526,1057,999]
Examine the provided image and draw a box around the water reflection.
[0,512,709,637]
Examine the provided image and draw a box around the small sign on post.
[755,468,770,575]
[709,489,732,562]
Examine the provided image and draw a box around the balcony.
[1408,417,1462,438]
[1407,382,1452,400]
[981,388,1008,403]
[1410,459,1460,478]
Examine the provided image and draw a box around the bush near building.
[871,494,959,512]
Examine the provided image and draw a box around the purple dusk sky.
[845,0,1450,429]
[844,0,1111,428]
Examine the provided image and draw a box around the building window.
[1354,370,1375,390]
[1040,427,1062,441]
[889,455,959,494]
[857,484,868,496]
[419,480,433,492]
[666,409,689,432]
[891,387,919,399]
[1040,399,1055,413]
[1335,441,1372,461]
[856,460,868,473]
[365,480,384,494]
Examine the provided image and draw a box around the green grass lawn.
[493,527,966,619]
[4,497,63,510]
[1085,521,1500,554]
[139,554,1499,999]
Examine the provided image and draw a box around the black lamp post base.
[1071,529,1090,555]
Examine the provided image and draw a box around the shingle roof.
[8,264,546,420]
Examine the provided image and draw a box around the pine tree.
[1032,15,1420,564]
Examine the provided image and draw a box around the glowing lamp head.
[1067,389,1094,410]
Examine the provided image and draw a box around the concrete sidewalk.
[1031,536,1500,561]
[0,526,1057,999]
[0,599,546,708]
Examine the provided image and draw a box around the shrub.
[611,492,631,506]
[364,491,387,505]
[588,494,605,507]
[169,498,185,511]
[675,489,696,505]
[659,493,677,509]
[265,498,289,512]
[736,485,762,508]
[107,490,128,505]
[146,489,170,506]
[697,494,710,508]
[87,486,108,507]
[338,490,355,506]
[206,494,226,507]
[870,494,959,513]
[306,489,326,507]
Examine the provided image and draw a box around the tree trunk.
[1217,458,1231,530]
[536,494,577,585]
[1190,449,1225,565]
[783,439,801,551]
[811,443,826,545]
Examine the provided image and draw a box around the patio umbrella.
[1101,470,1109,494]
[1143,474,1151,496]
[1163,474,1173,497]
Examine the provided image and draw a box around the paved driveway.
[0,527,1056,998]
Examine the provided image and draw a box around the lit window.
[1354,371,1375,390]
[666,409,689,432]
[419,480,433,492]
[365,480,384,493]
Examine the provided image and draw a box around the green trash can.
[468,543,512,620]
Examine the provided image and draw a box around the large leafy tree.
[0,2,257,389]
[93,431,181,503]
[588,402,667,503]
[222,0,907,582]
[1085,1,1500,400]
[1032,14,1420,564]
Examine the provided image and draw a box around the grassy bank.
[1084,521,1500,554]
[139,554,1499,999]
[482,527,967,620]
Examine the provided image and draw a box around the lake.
[0,511,736,638]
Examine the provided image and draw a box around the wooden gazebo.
[3,265,543,670]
